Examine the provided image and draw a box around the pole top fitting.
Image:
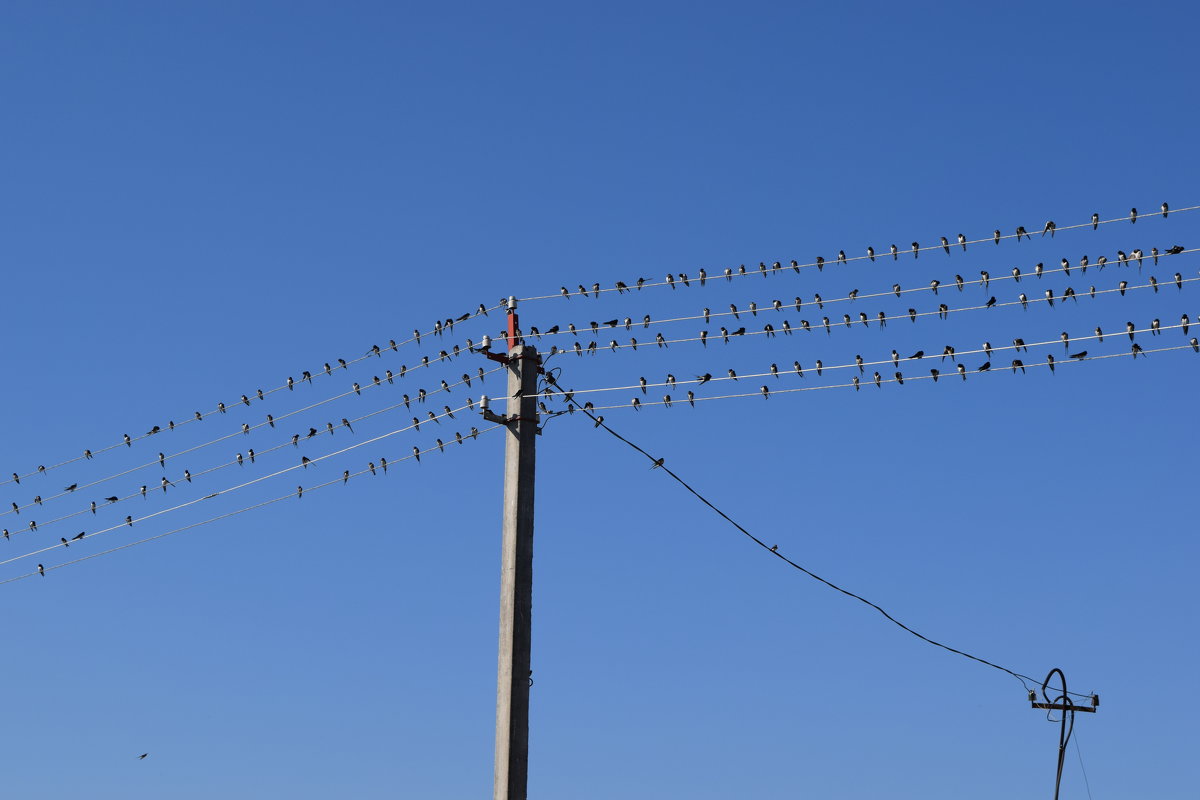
[507,296,518,311]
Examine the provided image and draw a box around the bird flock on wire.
[5,201,1196,582]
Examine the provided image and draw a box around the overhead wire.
[548,343,1197,413]
[0,424,505,586]
[553,320,1195,398]
[518,203,1196,301]
[1,363,505,525]
[559,391,1099,700]
[0,301,507,488]
[539,274,1200,357]
[0,401,477,560]
[522,246,1200,345]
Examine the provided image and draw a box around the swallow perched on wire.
[1130,207,1137,224]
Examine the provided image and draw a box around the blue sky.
[2,2,1197,797]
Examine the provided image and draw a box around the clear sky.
[2,2,1197,798]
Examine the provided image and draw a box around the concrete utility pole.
[487,301,539,800]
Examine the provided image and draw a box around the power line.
[0,303,506,488]
[522,246,1199,345]
[518,203,1195,301]
[538,274,1199,358]
[1,364,504,524]
[560,391,1099,700]
[554,320,1194,398]
[0,424,505,586]
[548,343,1197,413]
[0,401,477,559]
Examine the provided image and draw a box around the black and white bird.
[1092,213,1099,230]
[957,233,966,251]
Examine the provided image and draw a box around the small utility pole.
[483,299,539,800]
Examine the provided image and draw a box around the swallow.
[184,470,191,483]
[895,371,904,385]
[941,345,956,362]
[1011,266,1021,283]
[1175,272,1184,290]
[1060,257,1070,276]
[852,376,860,391]
[873,371,881,388]
[977,361,991,372]
[840,315,850,329]
[892,283,901,298]
[1046,353,1055,373]
[700,330,709,347]
[1162,202,1169,217]
[1151,318,1161,335]
[1150,276,1158,293]
[63,483,78,493]
[125,516,132,527]
[1151,248,1159,265]
[877,312,887,328]
[1166,245,1185,255]
[1045,289,1054,307]
[147,425,160,436]
[697,373,712,385]
[985,297,997,308]
[1130,207,1137,224]
[38,564,44,576]
[728,369,738,381]
[890,244,898,260]
[957,363,967,380]
[816,256,824,271]
[855,355,865,373]
[815,293,824,309]
[1070,350,1087,360]
[993,229,1001,245]
[1016,225,1028,241]
[867,246,876,262]
[1091,212,1099,230]
[930,368,940,382]
[139,485,147,499]
[891,350,899,368]
[1132,343,1144,358]
[1127,321,1136,340]
[815,360,823,376]
[301,456,311,469]
[639,377,648,395]
[980,270,990,290]
[941,236,950,254]
[1183,315,1190,336]
[1042,220,1055,237]
[793,361,803,378]
[1011,359,1025,374]
[760,385,770,399]
[1095,256,1107,271]
[700,269,708,284]
[1133,249,1143,268]
[106,496,118,503]
[1019,293,1028,310]
[1013,338,1026,352]
[983,341,993,358]
[1117,250,1128,266]
[939,303,949,320]
[72,531,85,542]
[930,279,940,294]
[124,434,132,447]
[821,317,831,334]
[1119,280,1128,296]
[908,308,918,322]
[1193,338,1200,353]
[859,312,869,327]
[61,537,69,547]
[90,500,96,514]
[955,274,964,291]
